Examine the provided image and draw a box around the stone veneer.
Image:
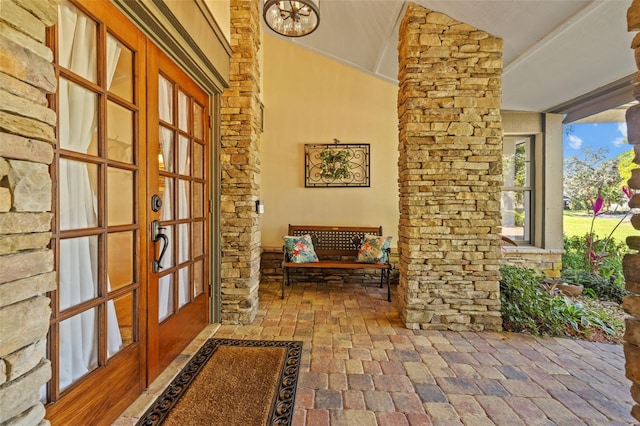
[502,249,563,278]
[397,3,503,331]
[0,0,58,424]
[219,0,262,324]
[625,2,640,422]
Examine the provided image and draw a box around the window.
[502,135,535,244]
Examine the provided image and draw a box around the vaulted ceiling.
[262,0,637,122]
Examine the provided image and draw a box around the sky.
[563,122,631,161]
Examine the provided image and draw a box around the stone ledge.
[0,250,53,285]
[502,246,563,254]
[0,134,54,163]
[0,271,55,307]
[0,295,51,357]
[0,212,52,234]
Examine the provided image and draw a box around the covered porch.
[116,281,635,425]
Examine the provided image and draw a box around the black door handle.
[151,220,169,273]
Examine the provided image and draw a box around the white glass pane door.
[147,44,209,384]
[51,0,140,400]
[156,75,204,320]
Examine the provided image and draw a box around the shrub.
[500,265,567,335]
[562,234,628,297]
[560,270,629,304]
[500,265,623,338]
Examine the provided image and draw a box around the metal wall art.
[304,141,370,187]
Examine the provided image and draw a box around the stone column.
[624,2,640,422]
[397,3,503,331]
[0,0,58,424]
[219,0,262,324]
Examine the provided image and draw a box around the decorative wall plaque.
[304,142,370,187]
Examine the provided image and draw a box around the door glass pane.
[108,167,133,226]
[108,232,133,290]
[178,90,189,131]
[58,79,98,155]
[162,225,175,268]
[178,180,189,220]
[177,223,189,307]
[178,266,190,308]
[109,293,133,358]
[158,274,174,322]
[193,182,203,218]
[193,143,203,179]
[159,127,174,172]
[58,1,97,83]
[59,308,98,390]
[159,178,174,221]
[193,221,203,257]
[107,33,133,102]
[194,260,204,297]
[178,223,190,264]
[158,75,173,124]
[59,159,98,230]
[107,101,133,163]
[178,135,190,175]
[59,236,98,310]
[193,103,203,139]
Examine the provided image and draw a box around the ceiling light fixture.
[263,0,320,37]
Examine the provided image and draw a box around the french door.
[46,1,210,423]
[146,43,210,383]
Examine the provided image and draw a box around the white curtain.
[157,80,191,319]
[178,136,190,307]
[57,0,123,391]
[158,78,174,321]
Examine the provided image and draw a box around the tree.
[564,147,622,211]
[618,149,636,186]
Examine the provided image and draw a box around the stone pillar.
[219,0,262,324]
[624,2,640,422]
[397,3,503,331]
[0,0,58,424]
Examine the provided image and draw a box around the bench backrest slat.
[288,224,383,257]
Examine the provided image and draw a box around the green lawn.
[563,211,636,243]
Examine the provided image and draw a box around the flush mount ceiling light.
[263,0,320,37]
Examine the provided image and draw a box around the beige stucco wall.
[260,35,400,248]
[203,0,231,42]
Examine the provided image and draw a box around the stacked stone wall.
[219,0,262,324]
[0,0,58,424]
[397,3,503,331]
[501,249,563,278]
[260,249,400,287]
[624,2,640,422]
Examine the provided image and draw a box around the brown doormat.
[136,339,303,426]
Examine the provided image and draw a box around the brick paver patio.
[116,280,635,425]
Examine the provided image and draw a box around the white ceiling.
[263,0,637,121]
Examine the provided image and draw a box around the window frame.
[502,133,540,246]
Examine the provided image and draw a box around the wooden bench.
[282,225,393,301]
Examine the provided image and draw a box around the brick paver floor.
[116,280,636,425]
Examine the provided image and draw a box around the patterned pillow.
[357,235,392,264]
[283,234,319,263]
